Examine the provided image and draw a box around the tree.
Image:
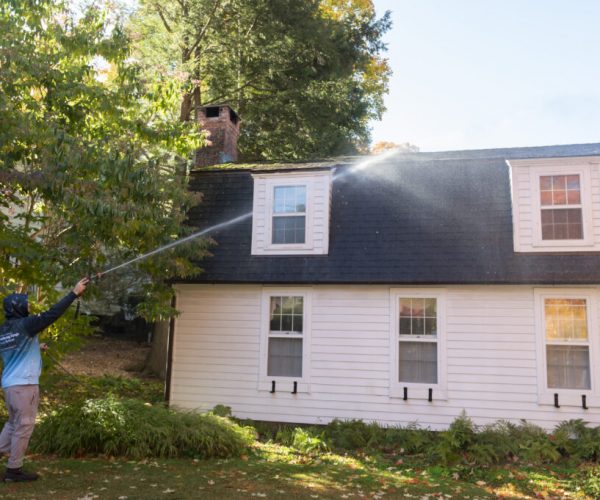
[128,0,392,160]
[371,141,419,154]
[0,0,208,346]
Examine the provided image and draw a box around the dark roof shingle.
[182,143,600,284]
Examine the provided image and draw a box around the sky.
[370,0,600,151]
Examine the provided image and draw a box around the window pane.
[281,297,295,315]
[268,338,302,377]
[293,297,304,315]
[567,190,581,204]
[566,175,580,190]
[399,299,412,317]
[399,298,438,336]
[269,297,282,331]
[546,345,590,390]
[544,298,587,341]
[270,296,303,333]
[293,315,303,333]
[411,298,425,317]
[412,318,425,336]
[424,299,437,317]
[399,317,412,335]
[540,175,581,209]
[398,341,437,383]
[274,186,306,213]
[281,314,293,331]
[272,216,306,244]
[424,318,437,336]
[540,176,552,190]
[540,208,583,240]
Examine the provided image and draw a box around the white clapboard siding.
[170,284,600,430]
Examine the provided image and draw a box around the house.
[166,104,600,429]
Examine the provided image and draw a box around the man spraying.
[0,277,90,482]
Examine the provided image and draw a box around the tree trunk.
[144,320,170,379]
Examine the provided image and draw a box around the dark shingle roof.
[182,143,600,284]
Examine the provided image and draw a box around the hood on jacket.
[3,293,29,320]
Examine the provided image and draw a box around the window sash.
[540,207,583,240]
[273,185,306,214]
[267,295,304,378]
[271,214,306,244]
[539,174,584,241]
[543,297,592,391]
[268,337,303,377]
[397,297,439,384]
[546,345,591,390]
[398,340,438,384]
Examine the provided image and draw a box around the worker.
[0,277,90,482]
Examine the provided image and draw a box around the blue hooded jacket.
[0,292,77,388]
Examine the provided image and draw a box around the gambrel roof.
[183,142,600,284]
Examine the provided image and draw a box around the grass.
[0,372,595,498]
[0,445,597,499]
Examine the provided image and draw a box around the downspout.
[164,293,177,405]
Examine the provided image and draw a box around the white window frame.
[251,170,332,256]
[265,177,314,251]
[534,288,600,407]
[389,288,447,400]
[258,287,311,393]
[271,185,308,246]
[530,165,594,249]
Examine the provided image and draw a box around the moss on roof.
[190,157,361,173]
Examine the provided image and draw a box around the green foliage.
[290,427,330,455]
[39,373,165,409]
[31,395,255,459]
[553,419,600,461]
[326,419,383,449]
[129,0,392,160]
[249,414,600,466]
[429,412,476,464]
[0,0,208,332]
[579,466,600,497]
[210,404,233,417]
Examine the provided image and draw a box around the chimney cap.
[200,103,240,124]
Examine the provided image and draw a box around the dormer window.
[272,186,306,244]
[508,157,598,252]
[251,171,332,255]
[540,175,583,240]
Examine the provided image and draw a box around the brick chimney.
[195,104,241,167]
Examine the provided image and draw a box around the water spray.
[89,150,399,279]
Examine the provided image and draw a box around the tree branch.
[155,4,173,33]
[187,0,224,56]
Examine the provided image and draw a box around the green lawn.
[0,441,597,499]
[0,373,595,499]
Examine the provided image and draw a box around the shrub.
[554,419,600,462]
[325,419,385,450]
[31,395,255,459]
[291,427,329,455]
[431,412,477,465]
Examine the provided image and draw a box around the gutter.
[164,293,177,405]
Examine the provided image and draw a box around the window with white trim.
[272,186,306,244]
[543,298,591,390]
[390,289,446,399]
[398,298,438,383]
[534,288,600,407]
[251,171,332,256]
[508,158,598,252]
[259,288,311,392]
[539,175,583,240]
[267,296,304,377]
